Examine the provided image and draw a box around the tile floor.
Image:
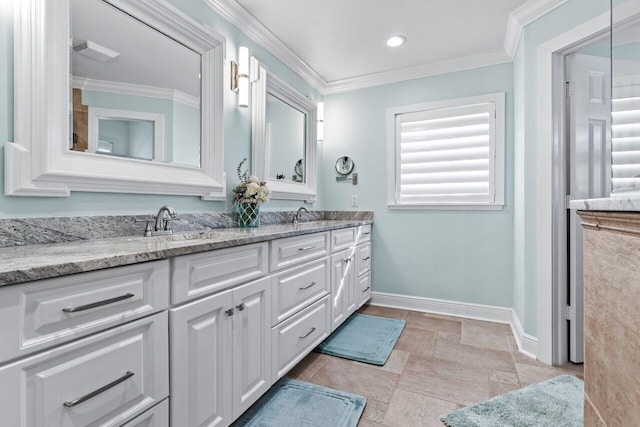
[287,304,584,427]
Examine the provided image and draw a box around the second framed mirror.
[251,58,318,202]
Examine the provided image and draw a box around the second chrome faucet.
[292,207,309,224]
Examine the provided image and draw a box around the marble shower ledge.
[570,196,640,212]
[0,218,373,287]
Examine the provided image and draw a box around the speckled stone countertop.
[570,196,640,211]
[0,218,372,287]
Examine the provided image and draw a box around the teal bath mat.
[442,375,584,427]
[315,313,406,365]
[233,378,366,427]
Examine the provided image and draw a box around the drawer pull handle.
[363,256,371,261]
[363,232,371,235]
[236,303,245,311]
[299,282,317,290]
[62,293,135,313]
[298,245,316,251]
[63,371,134,408]
[299,327,316,339]
[225,308,234,316]
[343,257,352,264]
[362,286,371,292]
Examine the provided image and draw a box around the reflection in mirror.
[266,94,306,183]
[70,0,202,167]
[612,9,640,195]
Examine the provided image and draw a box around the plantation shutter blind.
[611,96,640,195]
[396,102,496,204]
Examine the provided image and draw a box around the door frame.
[536,11,609,365]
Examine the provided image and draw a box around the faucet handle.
[163,217,178,231]
[134,219,154,237]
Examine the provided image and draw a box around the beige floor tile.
[358,305,409,320]
[382,388,458,427]
[357,420,387,427]
[490,380,521,397]
[461,329,511,352]
[310,356,400,403]
[397,354,490,406]
[354,349,410,375]
[434,335,516,373]
[462,318,513,336]
[394,327,438,357]
[489,370,520,386]
[285,352,330,382]
[515,362,580,387]
[362,399,388,423]
[404,312,462,335]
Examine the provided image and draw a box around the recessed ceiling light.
[386,35,406,48]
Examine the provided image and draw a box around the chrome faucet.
[154,205,178,234]
[136,205,178,237]
[293,207,309,224]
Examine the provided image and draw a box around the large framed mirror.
[6,0,226,199]
[251,58,318,202]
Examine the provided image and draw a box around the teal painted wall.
[321,64,515,308]
[513,0,611,334]
[0,0,321,218]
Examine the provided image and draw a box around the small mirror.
[335,156,355,175]
[266,94,306,182]
[251,58,318,202]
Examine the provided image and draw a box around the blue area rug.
[233,378,366,427]
[315,313,406,365]
[441,375,584,427]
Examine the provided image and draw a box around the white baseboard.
[370,291,538,359]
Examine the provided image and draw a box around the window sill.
[388,203,504,211]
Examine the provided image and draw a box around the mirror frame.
[250,58,318,203]
[6,0,226,199]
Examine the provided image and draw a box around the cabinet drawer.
[357,271,372,308]
[356,243,372,276]
[171,242,268,304]
[0,260,169,364]
[123,399,169,426]
[270,232,329,271]
[331,227,357,252]
[272,296,330,380]
[272,257,330,325]
[0,312,169,427]
[357,224,372,244]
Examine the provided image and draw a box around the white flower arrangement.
[233,158,271,205]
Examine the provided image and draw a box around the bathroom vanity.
[0,218,372,426]
[577,210,640,426]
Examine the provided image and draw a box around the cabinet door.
[170,290,233,427]
[232,277,272,419]
[330,249,356,331]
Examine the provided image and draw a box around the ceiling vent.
[73,41,120,62]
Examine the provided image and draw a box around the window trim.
[387,93,506,211]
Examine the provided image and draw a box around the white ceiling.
[236,0,529,83]
[202,0,568,94]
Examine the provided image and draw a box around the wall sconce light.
[317,101,324,141]
[231,46,249,108]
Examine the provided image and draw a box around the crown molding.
[72,77,200,109]
[324,49,511,94]
[202,0,327,94]
[504,0,570,59]
[205,0,571,95]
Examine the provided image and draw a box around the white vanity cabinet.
[330,225,372,332]
[0,312,169,427]
[0,222,372,427]
[170,276,272,427]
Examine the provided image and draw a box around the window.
[387,93,505,210]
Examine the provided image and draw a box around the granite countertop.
[570,196,640,211]
[0,219,372,287]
